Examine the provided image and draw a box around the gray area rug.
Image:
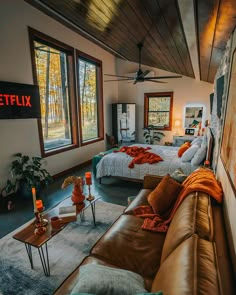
[0,200,125,295]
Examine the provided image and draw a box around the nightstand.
[173,135,196,147]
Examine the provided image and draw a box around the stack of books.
[59,205,77,222]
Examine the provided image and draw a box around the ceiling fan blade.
[140,70,150,78]
[104,78,134,82]
[145,75,182,80]
[104,74,134,79]
[145,79,167,83]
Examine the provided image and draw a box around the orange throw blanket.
[133,168,223,232]
[114,146,163,168]
[128,152,163,168]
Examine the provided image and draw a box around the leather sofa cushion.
[212,203,236,294]
[161,192,213,263]
[124,188,151,213]
[91,214,166,278]
[152,235,221,295]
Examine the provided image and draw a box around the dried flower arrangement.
[61,176,84,190]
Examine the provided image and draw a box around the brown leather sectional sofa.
[54,174,236,294]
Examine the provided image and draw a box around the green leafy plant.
[5,153,52,196]
[143,125,165,144]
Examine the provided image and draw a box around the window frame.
[144,92,173,131]
[29,28,104,157]
[76,50,104,146]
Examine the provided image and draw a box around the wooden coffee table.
[13,195,101,276]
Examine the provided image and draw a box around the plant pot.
[18,180,41,199]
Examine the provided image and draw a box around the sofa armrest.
[143,174,163,190]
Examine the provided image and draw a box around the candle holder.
[86,184,94,202]
[38,207,49,226]
[85,172,94,202]
[34,210,47,236]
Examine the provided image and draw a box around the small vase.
[71,184,85,204]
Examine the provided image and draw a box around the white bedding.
[96,144,199,180]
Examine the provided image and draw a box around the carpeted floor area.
[0,163,142,238]
[0,200,125,295]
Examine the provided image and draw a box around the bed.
[96,128,214,182]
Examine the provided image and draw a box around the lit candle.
[85,172,92,185]
[36,200,43,212]
[32,187,37,211]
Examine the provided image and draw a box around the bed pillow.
[178,142,191,157]
[191,143,207,166]
[70,264,147,295]
[202,134,208,145]
[181,144,199,162]
[170,168,187,183]
[147,174,183,216]
[191,137,202,146]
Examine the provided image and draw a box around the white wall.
[116,59,213,144]
[216,28,236,271]
[0,0,118,184]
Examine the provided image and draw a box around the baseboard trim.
[52,159,92,180]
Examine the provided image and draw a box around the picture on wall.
[184,106,203,128]
[220,48,236,194]
[210,93,214,114]
[216,75,224,118]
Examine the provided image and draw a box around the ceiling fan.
[104,42,182,84]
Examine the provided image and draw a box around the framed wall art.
[220,48,236,195]
[216,75,224,118]
[210,93,214,114]
[184,104,204,128]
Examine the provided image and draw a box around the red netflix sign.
[0,81,41,119]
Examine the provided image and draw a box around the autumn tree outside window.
[29,28,103,156]
[77,52,103,144]
[144,92,173,131]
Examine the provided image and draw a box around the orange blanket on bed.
[133,168,223,232]
[114,146,151,157]
[114,146,163,168]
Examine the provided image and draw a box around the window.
[77,53,103,144]
[144,92,173,130]
[29,28,103,156]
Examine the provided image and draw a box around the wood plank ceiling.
[26,0,236,83]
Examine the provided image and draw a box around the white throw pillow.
[181,144,199,162]
[202,134,208,145]
[191,137,202,146]
[191,144,207,166]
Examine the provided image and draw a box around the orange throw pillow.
[147,174,183,216]
[178,142,191,157]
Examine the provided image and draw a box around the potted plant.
[143,125,165,144]
[5,153,52,198]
